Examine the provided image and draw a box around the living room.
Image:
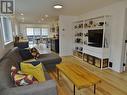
[0,0,127,95]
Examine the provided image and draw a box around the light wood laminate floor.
[49,56,127,95]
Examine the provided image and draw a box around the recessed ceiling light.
[21,13,24,16]
[21,17,24,20]
[45,14,48,18]
[53,4,63,9]
[41,18,44,21]
[21,19,24,22]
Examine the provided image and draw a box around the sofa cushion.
[37,53,62,69]
[23,59,36,63]
[14,41,29,49]
[0,59,15,89]
[22,61,51,80]
[19,49,33,60]
[11,66,38,86]
[5,47,23,66]
[37,53,62,65]
[20,62,46,82]
[30,47,40,59]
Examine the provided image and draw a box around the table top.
[56,63,101,89]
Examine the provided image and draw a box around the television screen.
[88,29,103,47]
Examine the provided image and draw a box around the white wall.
[0,16,19,59]
[0,43,13,59]
[78,1,127,72]
[59,16,78,56]
[122,8,127,69]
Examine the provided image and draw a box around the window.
[26,27,49,44]
[34,28,41,36]
[26,27,49,37]
[1,16,13,45]
[26,28,33,36]
[42,28,48,37]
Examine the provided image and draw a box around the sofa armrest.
[0,80,57,95]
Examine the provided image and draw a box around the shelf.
[83,53,109,69]
[73,50,83,59]
[75,36,83,37]
[73,50,83,52]
[84,27,104,30]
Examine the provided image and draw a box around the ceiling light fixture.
[21,17,24,20]
[53,4,63,9]
[20,13,24,16]
[45,14,48,18]
[41,18,44,21]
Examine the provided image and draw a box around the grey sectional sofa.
[0,47,62,95]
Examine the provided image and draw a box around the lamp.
[53,4,63,9]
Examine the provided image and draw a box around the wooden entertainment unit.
[73,15,111,69]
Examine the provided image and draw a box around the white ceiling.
[15,0,121,24]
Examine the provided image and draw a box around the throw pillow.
[19,48,33,60]
[11,66,38,86]
[30,47,40,59]
[20,62,45,82]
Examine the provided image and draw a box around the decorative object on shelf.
[75,47,78,50]
[75,38,83,43]
[75,33,83,37]
[84,33,88,37]
[89,20,93,25]
[79,47,83,51]
[84,23,88,28]
[78,24,83,28]
[51,27,55,32]
[74,25,77,29]
[98,22,104,26]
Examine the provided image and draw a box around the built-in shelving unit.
[73,20,84,59]
[73,15,111,69]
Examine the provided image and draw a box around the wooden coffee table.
[56,63,101,95]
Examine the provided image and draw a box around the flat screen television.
[88,29,103,47]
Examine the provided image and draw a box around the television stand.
[88,44,102,48]
[83,45,109,69]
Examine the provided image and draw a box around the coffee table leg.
[74,85,75,95]
[57,68,59,80]
[94,84,96,94]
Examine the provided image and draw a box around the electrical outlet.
[109,62,113,67]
